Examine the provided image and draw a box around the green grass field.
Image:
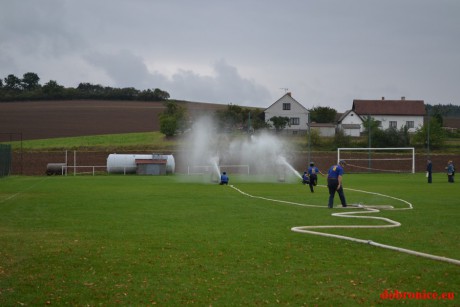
[5,132,176,151]
[0,173,459,305]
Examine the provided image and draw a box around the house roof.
[352,99,426,116]
[337,110,364,123]
[264,92,308,112]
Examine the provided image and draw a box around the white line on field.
[0,178,47,204]
[229,184,460,266]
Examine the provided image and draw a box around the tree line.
[426,104,460,117]
[159,101,267,137]
[0,72,170,102]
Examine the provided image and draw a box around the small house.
[264,92,309,134]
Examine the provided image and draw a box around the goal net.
[337,147,415,173]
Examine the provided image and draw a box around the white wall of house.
[340,111,363,132]
[340,125,361,137]
[338,111,363,136]
[265,94,309,132]
[311,126,336,137]
[370,115,423,133]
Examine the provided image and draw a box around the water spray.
[277,155,302,179]
[210,156,221,181]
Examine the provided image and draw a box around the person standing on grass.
[446,161,454,183]
[327,160,347,208]
[307,162,325,193]
[427,159,432,184]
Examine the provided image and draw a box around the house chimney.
[287,92,291,96]
[401,96,405,100]
[381,97,385,100]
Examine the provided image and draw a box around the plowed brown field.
[0,100,227,140]
[0,100,455,175]
[0,100,228,175]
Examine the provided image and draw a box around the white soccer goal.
[187,164,250,175]
[337,147,415,173]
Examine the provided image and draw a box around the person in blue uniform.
[446,161,454,183]
[426,159,432,184]
[302,171,310,185]
[220,171,229,185]
[327,160,347,208]
[307,162,324,193]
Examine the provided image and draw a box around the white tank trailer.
[106,154,175,174]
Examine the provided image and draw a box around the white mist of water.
[183,116,301,182]
[210,156,221,179]
[277,155,302,179]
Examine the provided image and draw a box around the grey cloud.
[1,0,459,111]
[83,51,270,107]
[84,50,154,88]
[169,59,271,106]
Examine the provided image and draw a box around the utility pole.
[427,109,430,158]
[307,112,311,163]
[368,115,372,171]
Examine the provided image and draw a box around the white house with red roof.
[338,97,426,135]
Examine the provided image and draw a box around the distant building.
[339,97,425,135]
[264,93,309,135]
[337,110,363,137]
[310,122,336,137]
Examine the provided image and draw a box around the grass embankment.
[0,174,459,305]
[7,132,176,151]
[6,132,460,154]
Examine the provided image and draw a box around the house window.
[290,117,300,125]
[283,103,291,110]
[389,121,397,129]
[406,121,414,129]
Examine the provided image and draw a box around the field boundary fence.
[0,144,12,177]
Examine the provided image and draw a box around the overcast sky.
[1,0,459,112]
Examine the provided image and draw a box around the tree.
[42,80,64,95]
[269,116,290,132]
[361,116,411,147]
[309,106,337,123]
[4,74,22,91]
[21,72,40,91]
[248,109,269,131]
[77,83,104,93]
[432,112,443,127]
[216,104,244,132]
[159,101,187,137]
[152,88,170,100]
[159,116,179,137]
[333,129,352,148]
[308,129,321,146]
[362,116,381,145]
[40,80,69,100]
[412,117,445,149]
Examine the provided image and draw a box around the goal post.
[337,147,415,173]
